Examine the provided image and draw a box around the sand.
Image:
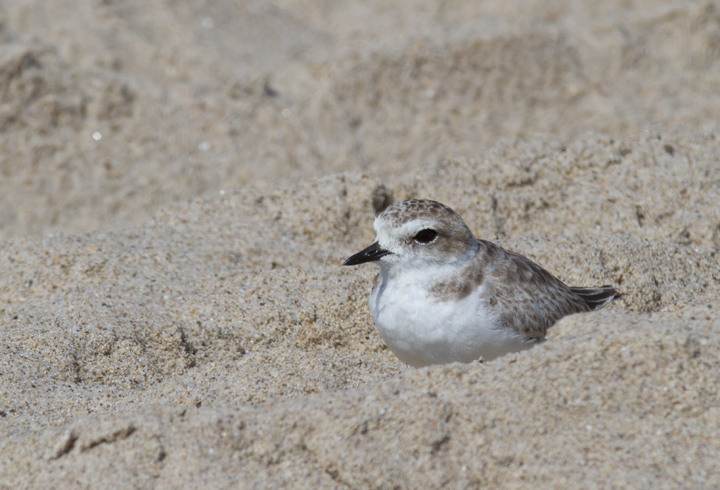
[1,0,720,488]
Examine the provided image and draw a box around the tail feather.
[570,285,622,311]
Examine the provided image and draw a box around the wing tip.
[570,285,623,311]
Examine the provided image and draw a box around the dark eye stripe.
[414,229,438,243]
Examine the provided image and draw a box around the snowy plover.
[344,199,621,367]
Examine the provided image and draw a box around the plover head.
[344,199,478,271]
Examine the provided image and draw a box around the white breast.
[369,268,533,367]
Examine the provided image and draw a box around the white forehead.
[372,199,467,247]
[373,215,437,241]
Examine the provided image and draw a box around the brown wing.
[477,240,591,338]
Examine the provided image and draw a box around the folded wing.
[478,240,620,338]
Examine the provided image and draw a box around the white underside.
[370,265,534,367]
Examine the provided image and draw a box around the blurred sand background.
[1,0,720,488]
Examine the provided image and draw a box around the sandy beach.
[1,1,720,488]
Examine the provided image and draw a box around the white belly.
[369,273,532,367]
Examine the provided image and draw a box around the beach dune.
[2,0,720,487]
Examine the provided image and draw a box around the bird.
[343,199,621,367]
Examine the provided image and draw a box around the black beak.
[343,242,392,266]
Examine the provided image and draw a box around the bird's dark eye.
[414,229,438,243]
